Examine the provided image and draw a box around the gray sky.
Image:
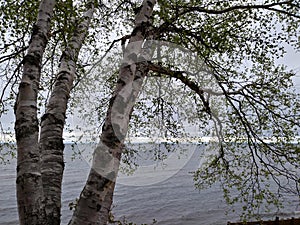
[0,46,299,142]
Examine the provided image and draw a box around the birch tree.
[68,0,300,221]
[0,0,300,225]
[40,1,95,224]
[68,1,157,224]
[14,1,56,224]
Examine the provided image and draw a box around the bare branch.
[148,62,224,96]
[0,46,28,64]
[177,1,300,18]
[72,34,131,90]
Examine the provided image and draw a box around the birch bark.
[68,1,157,224]
[14,1,55,224]
[39,2,95,224]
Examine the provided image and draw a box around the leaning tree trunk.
[14,1,56,224]
[39,2,95,224]
[68,0,157,224]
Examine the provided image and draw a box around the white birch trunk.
[39,2,95,224]
[68,1,157,224]
[14,1,56,224]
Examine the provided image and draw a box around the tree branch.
[177,1,300,18]
[148,62,231,168]
[72,34,131,91]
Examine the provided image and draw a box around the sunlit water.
[0,144,299,225]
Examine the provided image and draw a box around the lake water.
[0,144,299,225]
